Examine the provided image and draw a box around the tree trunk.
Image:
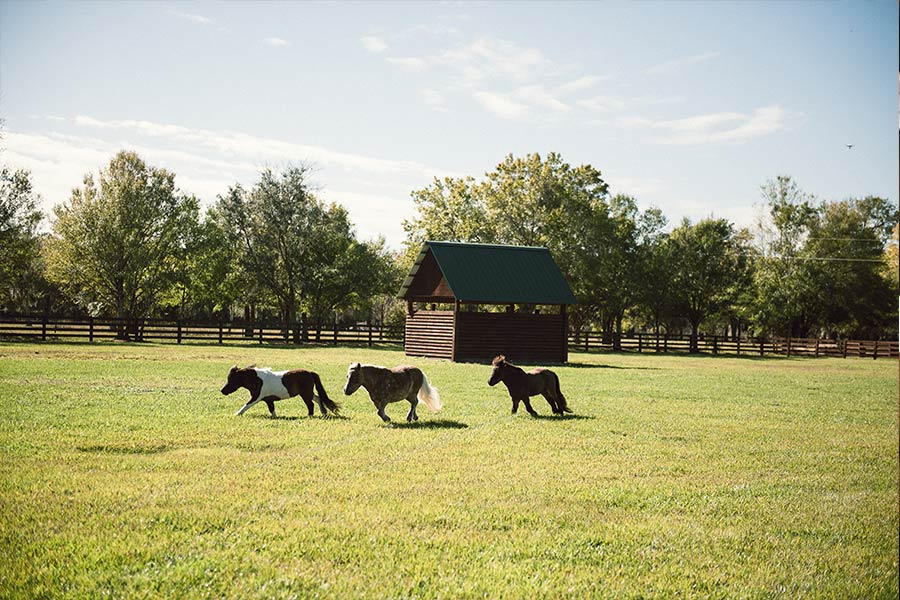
[690,320,700,353]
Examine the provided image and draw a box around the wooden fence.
[0,315,403,346]
[567,332,899,359]
[0,315,895,359]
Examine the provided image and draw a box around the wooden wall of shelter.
[399,241,576,363]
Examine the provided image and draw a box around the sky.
[1,0,898,249]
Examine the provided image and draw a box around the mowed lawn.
[0,342,896,599]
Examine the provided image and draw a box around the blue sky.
[2,1,897,248]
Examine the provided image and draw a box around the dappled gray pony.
[220,366,340,417]
[343,363,441,422]
[488,355,572,416]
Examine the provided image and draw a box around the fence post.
[258,322,263,345]
[786,337,791,357]
[333,315,338,345]
[759,337,764,357]
[736,337,740,356]
[89,317,94,343]
[842,339,847,359]
[177,320,182,344]
[637,333,642,353]
[41,315,47,341]
[873,340,879,360]
[584,332,589,353]
[814,338,819,358]
[218,321,223,345]
[663,333,668,353]
[712,335,718,355]
[367,318,373,347]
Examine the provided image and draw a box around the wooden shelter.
[399,241,577,363]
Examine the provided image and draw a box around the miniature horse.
[343,363,441,422]
[488,355,572,416]
[220,365,340,417]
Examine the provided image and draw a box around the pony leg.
[511,397,520,414]
[522,397,539,417]
[406,394,419,422]
[300,394,315,417]
[236,397,262,416]
[264,399,277,417]
[542,393,561,415]
[376,400,391,423]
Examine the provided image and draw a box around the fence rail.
[0,315,403,347]
[567,332,898,359]
[0,315,895,359]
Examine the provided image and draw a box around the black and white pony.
[220,366,340,417]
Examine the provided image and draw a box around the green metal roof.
[399,241,577,305]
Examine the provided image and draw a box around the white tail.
[417,372,442,412]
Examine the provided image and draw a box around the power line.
[757,255,887,263]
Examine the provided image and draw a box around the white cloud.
[618,105,789,145]
[168,10,213,25]
[557,75,607,94]
[512,86,570,113]
[263,37,290,47]
[4,117,459,246]
[643,51,720,76]
[471,91,532,120]
[421,89,448,113]
[387,56,430,71]
[578,95,628,112]
[360,36,388,53]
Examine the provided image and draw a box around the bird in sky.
[845,144,854,149]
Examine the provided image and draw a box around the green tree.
[0,166,46,312]
[44,151,197,335]
[669,218,746,353]
[751,175,897,338]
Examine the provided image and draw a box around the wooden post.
[41,316,47,341]
[842,339,847,359]
[176,320,182,344]
[561,304,568,363]
[655,331,660,353]
[663,333,668,353]
[89,317,94,343]
[333,315,338,345]
[873,340,879,360]
[759,337,764,357]
[637,333,642,353]
[712,335,718,355]
[786,337,791,357]
[258,323,263,345]
[736,337,740,356]
[218,321,223,345]
[451,299,460,362]
[367,318,373,347]
[584,331,589,353]
[814,338,819,358]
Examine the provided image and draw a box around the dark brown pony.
[488,355,572,416]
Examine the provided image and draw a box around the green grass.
[0,342,897,599]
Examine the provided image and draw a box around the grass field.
[0,342,897,598]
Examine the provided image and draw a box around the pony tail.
[555,372,572,413]
[417,372,442,412]
[313,373,341,414]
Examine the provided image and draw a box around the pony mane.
[491,355,508,367]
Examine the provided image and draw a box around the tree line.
[1,150,897,344]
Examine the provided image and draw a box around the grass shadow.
[389,419,469,430]
[77,443,171,455]
[530,413,595,421]
[564,362,661,370]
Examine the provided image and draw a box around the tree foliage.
[0,166,46,312]
[44,151,197,330]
